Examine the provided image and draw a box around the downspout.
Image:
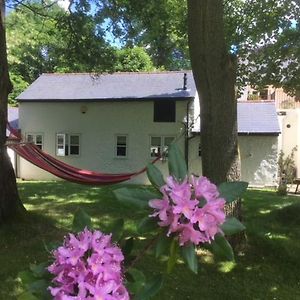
[185,98,193,170]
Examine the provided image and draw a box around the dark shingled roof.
[17,72,196,101]
[193,102,280,135]
[7,107,19,136]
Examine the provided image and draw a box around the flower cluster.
[149,176,226,246]
[48,228,129,300]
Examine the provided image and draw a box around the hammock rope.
[6,123,160,185]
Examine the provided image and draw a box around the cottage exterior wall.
[18,101,188,184]
[189,135,278,186]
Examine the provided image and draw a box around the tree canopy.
[101,0,300,94]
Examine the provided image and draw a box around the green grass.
[1,182,300,300]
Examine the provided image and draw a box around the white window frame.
[56,133,80,157]
[150,135,175,159]
[26,133,44,150]
[115,134,128,158]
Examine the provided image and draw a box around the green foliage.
[181,244,198,274]
[113,187,160,209]
[115,47,155,72]
[72,208,92,231]
[210,234,235,262]
[221,217,246,236]
[146,164,165,190]
[277,147,297,195]
[133,275,164,300]
[168,143,187,183]
[218,181,248,203]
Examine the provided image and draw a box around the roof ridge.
[41,70,192,76]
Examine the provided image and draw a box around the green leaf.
[72,208,92,232]
[167,238,178,273]
[221,217,246,236]
[28,279,49,297]
[218,181,248,203]
[168,143,187,182]
[126,268,146,294]
[181,244,198,274]
[29,262,48,278]
[113,188,160,209]
[134,275,164,300]
[210,234,235,261]
[17,291,38,300]
[110,218,124,242]
[122,237,135,257]
[155,233,172,258]
[147,164,165,189]
[18,271,36,285]
[137,217,158,234]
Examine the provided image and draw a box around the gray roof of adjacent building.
[17,72,196,101]
[192,102,280,135]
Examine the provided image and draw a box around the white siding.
[189,136,278,186]
[18,101,187,184]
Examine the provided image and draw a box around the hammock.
[7,124,159,185]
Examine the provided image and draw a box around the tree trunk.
[0,0,25,224]
[187,0,242,222]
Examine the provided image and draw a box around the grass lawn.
[1,181,300,300]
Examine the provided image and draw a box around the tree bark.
[187,0,240,185]
[0,0,25,224]
[187,0,243,229]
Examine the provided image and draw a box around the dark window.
[116,135,127,157]
[154,100,176,122]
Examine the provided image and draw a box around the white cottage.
[15,72,280,186]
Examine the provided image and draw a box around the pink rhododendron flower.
[149,176,226,246]
[48,228,129,300]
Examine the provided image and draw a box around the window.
[150,136,174,157]
[26,133,43,150]
[115,135,128,157]
[56,133,80,156]
[154,100,176,122]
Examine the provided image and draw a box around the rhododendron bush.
[17,144,247,300]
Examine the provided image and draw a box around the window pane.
[57,136,64,145]
[117,136,127,145]
[164,137,174,146]
[70,145,79,155]
[117,146,126,156]
[70,135,79,145]
[36,135,43,144]
[150,146,161,157]
[27,135,34,143]
[151,137,161,146]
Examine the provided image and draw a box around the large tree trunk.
[187,0,242,221]
[0,0,25,224]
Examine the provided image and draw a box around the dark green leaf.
[72,208,92,232]
[147,164,165,189]
[134,275,164,300]
[168,143,187,182]
[137,217,158,234]
[28,279,49,296]
[181,244,198,274]
[110,218,124,242]
[218,181,248,203]
[155,233,172,258]
[167,238,178,273]
[113,188,160,209]
[221,217,246,236]
[210,234,235,261]
[126,268,146,294]
[122,237,134,257]
[18,271,36,285]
